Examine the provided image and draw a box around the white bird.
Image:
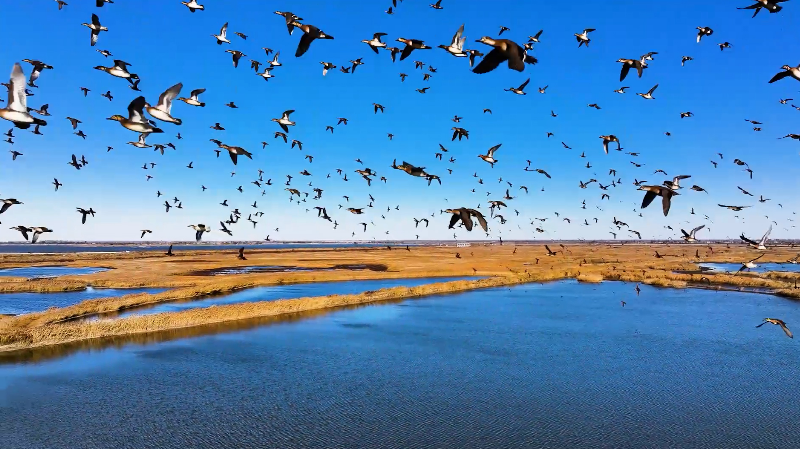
[181,0,205,12]
[0,63,47,129]
[680,224,705,242]
[212,22,230,44]
[740,225,772,250]
[439,25,467,57]
[188,224,210,241]
[145,83,183,125]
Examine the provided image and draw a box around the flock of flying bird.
[0,2,798,243]
[0,0,796,337]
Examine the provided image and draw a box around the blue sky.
[0,0,798,242]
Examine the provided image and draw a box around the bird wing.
[448,212,460,229]
[473,48,506,74]
[681,229,690,238]
[127,96,147,122]
[648,84,659,95]
[399,44,414,61]
[8,63,27,112]
[472,210,488,232]
[518,78,530,90]
[31,231,40,243]
[190,88,205,98]
[220,22,228,37]
[619,63,630,82]
[692,224,705,235]
[228,151,238,165]
[295,32,314,57]
[768,70,790,83]
[641,190,658,209]
[781,323,793,338]
[748,253,765,264]
[157,82,183,113]
[487,144,501,157]
[452,24,464,45]
[761,225,772,244]
[740,234,758,245]
[459,209,474,231]
[661,192,673,216]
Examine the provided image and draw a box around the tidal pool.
[0,288,168,315]
[0,266,109,279]
[701,263,800,274]
[109,276,475,319]
[1,281,798,448]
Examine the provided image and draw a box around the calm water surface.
[701,263,800,273]
[110,276,475,319]
[0,266,109,278]
[1,281,799,448]
[0,288,168,315]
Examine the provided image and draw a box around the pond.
[0,266,110,279]
[1,281,798,448]
[0,288,169,315]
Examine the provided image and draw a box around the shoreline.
[1,244,798,359]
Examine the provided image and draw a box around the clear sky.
[1,0,798,242]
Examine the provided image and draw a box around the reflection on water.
[107,276,473,319]
[1,281,799,448]
[0,288,168,315]
[0,266,109,278]
[701,263,800,274]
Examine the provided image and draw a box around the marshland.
[1,243,799,357]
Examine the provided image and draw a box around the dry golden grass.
[1,242,799,355]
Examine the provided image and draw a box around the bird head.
[106,115,125,122]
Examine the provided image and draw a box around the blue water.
[111,276,475,318]
[1,281,798,448]
[701,263,800,273]
[0,266,110,278]
[0,288,168,315]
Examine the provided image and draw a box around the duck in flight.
[505,78,530,95]
[0,64,48,129]
[478,144,501,167]
[575,28,595,47]
[292,22,334,57]
[472,37,536,74]
[107,96,163,134]
[145,83,183,125]
[756,318,793,338]
[636,84,658,100]
[439,24,467,57]
[740,225,772,250]
[82,14,107,46]
[638,185,678,216]
[272,110,296,132]
[188,224,210,241]
[446,208,488,232]
[739,0,787,18]
[680,224,705,242]
[768,64,800,83]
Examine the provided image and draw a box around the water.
[108,276,474,319]
[1,281,799,448]
[701,263,800,273]
[0,242,410,254]
[0,288,168,315]
[0,266,109,278]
